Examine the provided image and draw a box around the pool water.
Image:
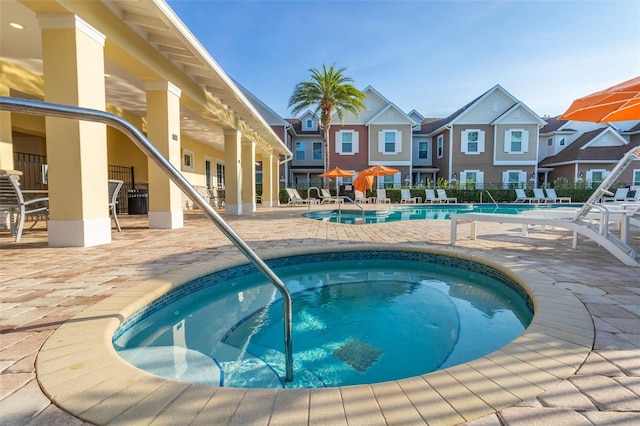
[303,203,581,224]
[113,253,533,389]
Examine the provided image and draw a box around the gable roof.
[421,84,543,136]
[492,102,547,126]
[540,128,632,166]
[366,103,417,126]
[285,118,322,136]
[539,116,570,134]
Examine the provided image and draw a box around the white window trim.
[378,129,402,154]
[459,170,484,189]
[461,129,485,154]
[633,169,640,186]
[502,170,527,188]
[295,141,306,160]
[182,148,195,172]
[336,130,359,155]
[436,135,444,159]
[504,129,529,154]
[312,141,323,161]
[215,161,226,189]
[418,140,429,160]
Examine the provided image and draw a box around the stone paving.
[1,205,639,425]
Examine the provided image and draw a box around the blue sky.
[167,0,640,120]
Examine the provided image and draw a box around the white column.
[272,156,281,206]
[241,140,256,213]
[39,14,110,247]
[261,153,274,207]
[145,81,183,229]
[224,130,242,215]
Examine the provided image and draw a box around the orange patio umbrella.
[318,167,355,178]
[359,164,400,189]
[559,76,640,122]
[353,174,374,192]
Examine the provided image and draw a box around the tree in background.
[288,64,366,188]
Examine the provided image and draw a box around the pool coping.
[35,244,594,425]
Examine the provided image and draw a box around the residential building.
[418,85,547,189]
[539,118,640,187]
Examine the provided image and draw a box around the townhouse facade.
[539,119,640,188]
[284,84,548,190]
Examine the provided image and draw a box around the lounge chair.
[286,188,317,206]
[400,189,418,203]
[602,187,629,203]
[514,188,536,203]
[0,172,49,242]
[544,188,571,203]
[320,188,343,204]
[532,188,547,203]
[375,189,391,204]
[437,189,457,203]
[424,189,441,204]
[354,190,371,203]
[108,179,124,232]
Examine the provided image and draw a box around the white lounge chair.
[400,189,418,203]
[108,179,124,232]
[602,187,629,203]
[320,188,343,204]
[354,190,370,203]
[532,188,547,203]
[0,172,49,242]
[375,189,391,204]
[286,188,317,206]
[514,188,536,203]
[437,189,457,203]
[544,188,572,203]
[424,189,441,204]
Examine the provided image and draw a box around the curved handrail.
[0,96,294,381]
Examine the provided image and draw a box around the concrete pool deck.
[1,204,639,425]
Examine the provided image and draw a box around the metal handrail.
[0,96,294,382]
[485,190,499,207]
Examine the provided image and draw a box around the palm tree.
[288,64,366,188]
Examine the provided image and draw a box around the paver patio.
[1,204,639,425]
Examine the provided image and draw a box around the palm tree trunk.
[324,125,330,190]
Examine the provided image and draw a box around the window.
[205,158,212,188]
[385,131,396,153]
[312,142,322,160]
[586,169,607,187]
[342,132,352,153]
[437,135,443,158]
[559,138,565,146]
[216,163,225,189]
[182,149,194,172]
[383,174,395,188]
[295,141,306,160]
[504,129,529,153]
[633,170,640,186]
[460,170,484,189]
[511,131,522,152]
[336,131,359,154]
[461,129,484,154]
[547,138,553,146]
[378,130,401,154]
[502,170,526,189]
[418,141,428,159]
[306,119,313,129]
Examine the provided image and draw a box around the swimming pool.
[303,203,582,224]
[113,250,533,389]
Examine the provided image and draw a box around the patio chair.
[532,188,547,203]
[514,188,536,203]
[0,173,49,242]
[544,188,571,203]
[354,190,370,203]
[320,188,343,204]
[400,189,418,203]
[108,179,124,232]
[375,189,391,204]
[602,187,630,203]
[424,189,441,204]
[286,188,317,206]
[436,189,457,203]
